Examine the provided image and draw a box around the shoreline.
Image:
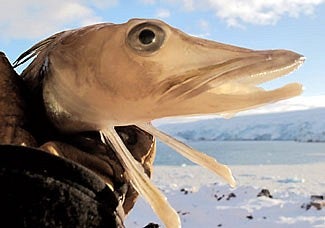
[151,163,325,194]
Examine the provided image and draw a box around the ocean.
[154,140,325,166]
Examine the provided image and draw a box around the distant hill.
[158,108,325,142]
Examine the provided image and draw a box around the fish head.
[17,19,305,131]
[97,18,305,122]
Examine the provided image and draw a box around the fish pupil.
[139,29,155,45]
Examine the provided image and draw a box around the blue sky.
[1,0,324,100]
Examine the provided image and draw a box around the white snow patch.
[126,164,325,228]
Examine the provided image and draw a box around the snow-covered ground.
[157,108,325,142]
[125,164,325,228]
[126,104,325,227]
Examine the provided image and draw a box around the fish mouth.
[159,49,305,99]
[154,49,305,119]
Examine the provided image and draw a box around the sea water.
[154,140,325,166]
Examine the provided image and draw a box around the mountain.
[157,108,325,142]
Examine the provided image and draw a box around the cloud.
[2,0,324,40]
[156,8,171,18]
[0,0,116,40]
[189,19,211,38]
[238,95,325,116]
[166,0,325,27]
[179,0,195,11]
[140,0,156,4]
[90,0,118,8]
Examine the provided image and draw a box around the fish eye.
[127,22,165,54]
[139,29,155,45]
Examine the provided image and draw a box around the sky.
[0,0,324,110]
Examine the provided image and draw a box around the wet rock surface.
[257,189,273,198]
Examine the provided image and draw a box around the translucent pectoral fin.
[137,123,236,188]
[101,127,180,228]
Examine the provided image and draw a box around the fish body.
[14,19,305,228]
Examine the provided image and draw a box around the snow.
[153,95,325,126]
[157,108,325,142]
[125,107,325,227]
[125,164,325,228]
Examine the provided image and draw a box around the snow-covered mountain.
[157,108,325,142]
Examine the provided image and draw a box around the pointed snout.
[156,29,305,89]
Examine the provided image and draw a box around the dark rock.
[217,224,222,227]
[311,195,324,201]
[177,210,190,216]
[214,194,225,201]
[302,195,325,211]
[143,222,160,228]
[180,188,190,195]
[226,192,236,200]
[301,202,324,211]
[301,203,312,210]
[257,189,273,198]
[310,202,324,210]
[246,215,254,220]
[302,202,324,211]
